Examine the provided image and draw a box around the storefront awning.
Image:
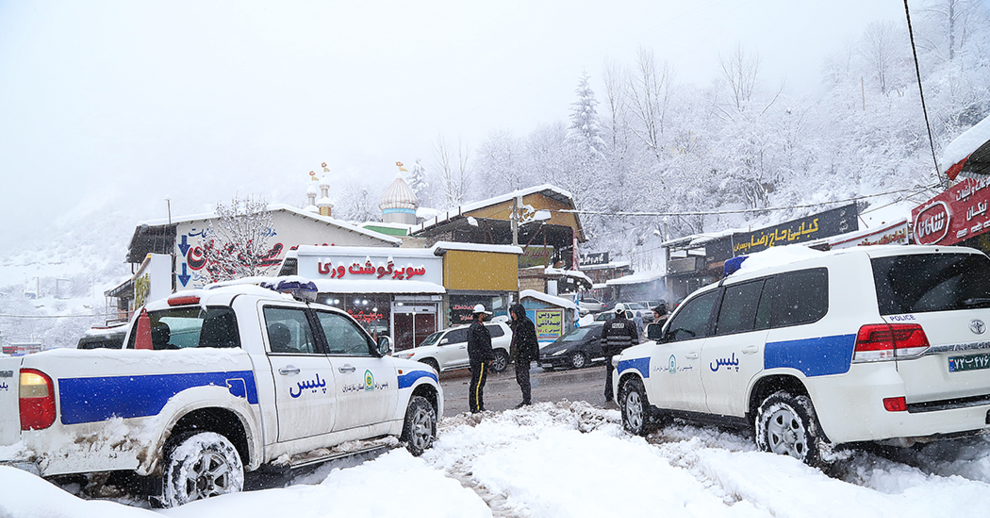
[311,279,445,294]
[943,115,990,180]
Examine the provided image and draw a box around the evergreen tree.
[407,158,429,206]
[566,72,606,157]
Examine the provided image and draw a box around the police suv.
[614,245,990,466]
[0,280,442,506]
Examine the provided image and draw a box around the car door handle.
[685,352,699,360]
[459,345,466,349]
[278,366,300,375]
[742,345,759,354]
[338,365,356,373]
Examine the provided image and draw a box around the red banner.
[913,178,990,246]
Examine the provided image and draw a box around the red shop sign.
[912,178,990,246]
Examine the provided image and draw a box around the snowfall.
[3,401,990,518]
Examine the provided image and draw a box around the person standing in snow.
[633,311,645,340]
[509,303,539,407]
[467,304,496,413]
[600,303,639,402]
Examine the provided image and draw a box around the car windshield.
[418,331,443,347]
[561,326,595,342]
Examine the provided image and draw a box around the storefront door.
[392,304,438,351]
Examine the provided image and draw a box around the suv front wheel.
[755,390,828,467]
[620,378,652,436]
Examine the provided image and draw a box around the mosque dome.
[378,175,418,211]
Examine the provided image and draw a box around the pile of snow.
[3,402,990,517]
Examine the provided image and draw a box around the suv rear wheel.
[161,431,243,507]
[755,390,827,467]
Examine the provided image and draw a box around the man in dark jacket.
[601,303,639,402]
[509,303,539,407]
[467,304,496,413]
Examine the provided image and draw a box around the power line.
[558,185,937,218]
[903,0,942,186]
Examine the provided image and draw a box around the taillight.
[19,369,56,430]
[883,396,907,412]
[853,323,930,362]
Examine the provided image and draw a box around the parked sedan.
[539,323,605,370]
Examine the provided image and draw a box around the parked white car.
[614,245,990,467]
[393,322,513,373]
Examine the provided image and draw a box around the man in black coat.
[601,303,639,402]
[467,304,496,413]
[509,303,539,407]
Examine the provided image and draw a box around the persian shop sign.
[731,203,858,256]
[297,253,443,285]
[913,177,990,246]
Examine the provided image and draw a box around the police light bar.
[262,276,318,302]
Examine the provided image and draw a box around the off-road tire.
[161,431,243,508]
[401,396,437,456]
[755,390,828,467]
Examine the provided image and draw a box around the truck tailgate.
[0,356,22,446]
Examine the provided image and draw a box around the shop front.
[913,177,990,254]
[434,242,522,326]
[281,246,445,351]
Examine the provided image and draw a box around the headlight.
[552,349,568,356]
[395,351,415,359]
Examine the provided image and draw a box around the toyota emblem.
[971,319,986,335]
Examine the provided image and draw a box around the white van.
[614,245,990,466]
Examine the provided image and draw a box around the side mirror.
[377,336,393,356]
[439,338,448,345]
[646,323,664,341]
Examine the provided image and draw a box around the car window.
[770,268,828,328]
[715,280,765,335]
[419,331,442,347]
[264,307,318,354]
[665,290,719,342]
[872,253,990,315]
[444,328,469,344]
[126,307,240,350]
[562,326,599,342]
[486,324,505,338]
[315,311,374,356]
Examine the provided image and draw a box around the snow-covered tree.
[201,195,277,283]
[566,72,606,157]
[433,135,471,208]
[406,158,430,206]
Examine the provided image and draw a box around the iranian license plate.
[948,352,990,372]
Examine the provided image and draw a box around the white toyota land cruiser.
[614,245,990,466]
[1,280,442,506]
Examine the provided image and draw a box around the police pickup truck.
[0,280,442,507]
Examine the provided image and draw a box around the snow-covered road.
[3,401,990,518]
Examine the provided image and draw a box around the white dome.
[378,175,418,211]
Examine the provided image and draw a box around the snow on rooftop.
[941,114,990,174]
[415,184,575,232]
[545,267,592,284]
[606,270,664,285]
[136,204,402,245]
[519,289,577,309]
[429,242,524,255]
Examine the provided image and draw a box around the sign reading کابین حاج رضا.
[729,203,858,256]
[913,177,990,246]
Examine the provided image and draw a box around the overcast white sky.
[0,0,905,250]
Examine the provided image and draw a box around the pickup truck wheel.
[492,349,510,373]
[620,378,651,436]
[420,358,440,374]
[162,431,244,507]
[401,396,437,456]
[755,391,827,467]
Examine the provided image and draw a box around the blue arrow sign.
[178,263,191,287]
[178,235,191,257]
